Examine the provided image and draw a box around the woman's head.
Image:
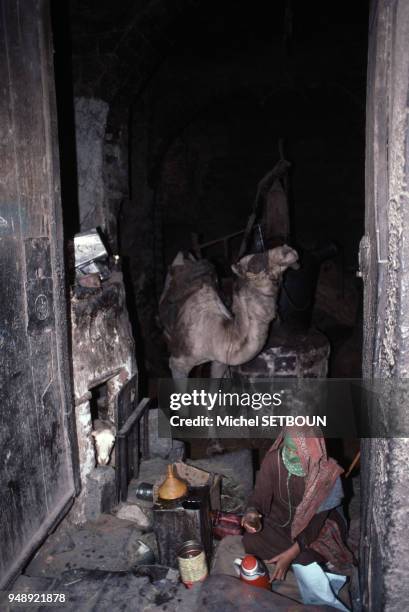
[269,425,343,540]
[280,425,327,476]
[282,433,306,476]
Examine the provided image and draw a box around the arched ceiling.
[68,0,203,103]
[68,0,369,107]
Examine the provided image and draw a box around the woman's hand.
[265,542,300,581]
[241,510,262,534]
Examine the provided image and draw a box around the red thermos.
[233,555,270,589]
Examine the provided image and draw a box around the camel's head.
[231,245,299,282]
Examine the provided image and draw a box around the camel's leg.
[169,356,192,380]
[167,357,191,461]
[207,361,228,455]
[210,360,227,379]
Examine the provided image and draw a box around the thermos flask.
[233,554,270,589]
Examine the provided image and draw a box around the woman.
[212,427,354,581]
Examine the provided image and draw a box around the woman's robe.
[243,448,352,571]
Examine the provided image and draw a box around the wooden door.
[0,0,79,587]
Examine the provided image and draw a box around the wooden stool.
[153,487,213,568]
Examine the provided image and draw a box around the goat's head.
[92,426,116,466]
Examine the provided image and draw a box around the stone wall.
[70,271,136,522]
[103,112,129,252]
[74,97,109,232]
[361,1,409,609]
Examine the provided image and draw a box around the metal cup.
[135,482,154,502]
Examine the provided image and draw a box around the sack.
[211,511,243,539]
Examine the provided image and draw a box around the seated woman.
[212,426,354,581]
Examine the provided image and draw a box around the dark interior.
[52,0,368,383]
[1,2,378,606]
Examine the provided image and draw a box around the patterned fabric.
[282,435,306,477]
[310,518,354,573]
[268,427,343,541]
[317,476,344,513]
[267,427,355,573]
[244,445,353,571]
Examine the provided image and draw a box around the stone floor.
[1,518,331,611]
[0,458,360,612]
[2,571,337,611]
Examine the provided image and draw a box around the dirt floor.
[1,463,360,612]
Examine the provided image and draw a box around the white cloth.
[292,562,349,611]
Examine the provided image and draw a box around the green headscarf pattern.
[282,434,306,477]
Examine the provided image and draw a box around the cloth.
[244,449,332,565]
[317,476,344,513]
[268,427,344,541]
[292,562,350,610]
[244,427,354,573]
[159,256,218,336]
[309,518,353,573]
[282,434,306,476]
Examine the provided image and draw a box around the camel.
[159,245,298,379]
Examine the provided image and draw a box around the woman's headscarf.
[269,426,344,540]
